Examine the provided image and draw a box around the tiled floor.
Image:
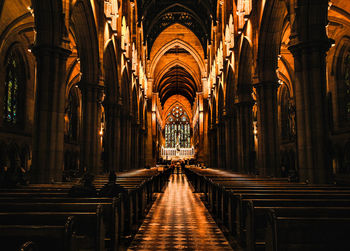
[127,173,233,251]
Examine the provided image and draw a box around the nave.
[128,173,232,251]
[1,0,350,250]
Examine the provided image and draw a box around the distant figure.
[288,169,299,182]
[281,165,288,178]
[17,167,29,186]
[176,161,180,174]
[170,162,175,174]
[99,171,126,197]
[69,171,97,197]
[180,161,185,173]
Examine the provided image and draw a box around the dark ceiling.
[157,65,197,106]
[137,0,217,57]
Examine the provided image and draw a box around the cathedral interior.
[0,0,350,250]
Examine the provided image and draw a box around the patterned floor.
[127,173,233,251]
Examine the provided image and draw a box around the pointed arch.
[212,95,217,126]
[278,83,293,141]
[131,86,138,120]
[65,85,81,143]
[150,38,206,77]
[164,100,192,123]
[154,59,201,90]
[121,68,130,109]
[218,84,225,121]
[164,102,191,148]
[139,97,144,126]
[71,0,100,84]
[237,37,253,100]
[257,0,288,82]
[103,40,119,103]
[226,65,235,112]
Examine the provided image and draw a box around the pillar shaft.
[209,128,217,169]
[254,82,280,176]
[126,117,132,170]
[288,0,331,183]
[104,102,121,172]
[145,100,155,167]
[32,45,71,183]
[235,101,254,174]
[139,128,146,168]
[224,117,232,170]
[80,83,103,174]
[229,113,239,172]
[216,122,226,169]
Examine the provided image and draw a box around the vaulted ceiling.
[157,65,197,106]
[137,0,216,56]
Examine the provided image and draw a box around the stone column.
[218,120,226,169]
[130,119,139,170]
[228,111,239,172]
[138,127,145,169]
[235,101,254,173]
[197,94,208,164]
[288,0,332,183]
[80,83,104,174]
[210,126,217,169]
[103,101,121,172]
[125,115,132,170]
[254,82,280,176]
[145,99,155,167]
[224,116,232,170]
[119,108,127,171]
[31,45,71,183]
[114,102,122,171]
[202,104,210,167]
[216,123,223,169]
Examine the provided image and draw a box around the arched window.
[4,49,25,125]
[165,105,191,148]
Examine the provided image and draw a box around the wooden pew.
[0,167,170,251]
[0,203,106,250]
[0,214,75,251]
[221,190,347,235]
[244,200,350,251]
[184,166,350,251]
[231,192,350,237]
[265,207,350,251]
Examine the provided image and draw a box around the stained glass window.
[4,50,24,125]
[165,105,191,148]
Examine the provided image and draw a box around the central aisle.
[128,173,233,250]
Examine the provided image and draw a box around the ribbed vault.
[157,65,197,106]
[137,0,217,56]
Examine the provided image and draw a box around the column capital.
[253,81,280,90]
[78,82,104,91]
[78,82,105,103]
[288,39,332,56]
[31,45,71,59]
[103,101,121,115]
[234,100,255,108]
